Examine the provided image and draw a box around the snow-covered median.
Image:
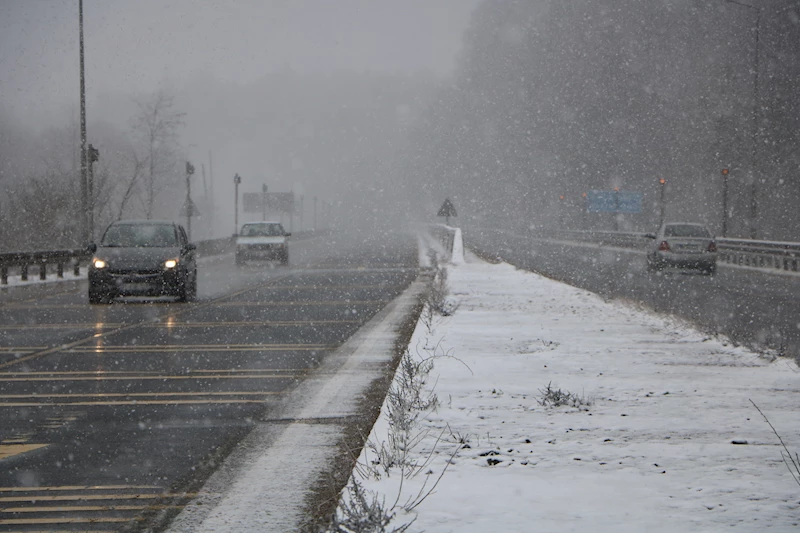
[333,248,800,532]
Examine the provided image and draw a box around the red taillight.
[707,241,717,253]
[658,240,670,252]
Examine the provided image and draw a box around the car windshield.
[241,224,285,237]
[664,225,711,238]
[101,224,177,247]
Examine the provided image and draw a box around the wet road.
[466,227,800,360]
[0,232,419,532]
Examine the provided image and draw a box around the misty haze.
[0,1,799,532]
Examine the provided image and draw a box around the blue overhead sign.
[586,190,642,214]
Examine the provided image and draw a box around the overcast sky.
[0,0,481,125]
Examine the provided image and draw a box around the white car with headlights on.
[235,221,291,266]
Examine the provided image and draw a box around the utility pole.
[79,0,88,243]
[658,178,667,228]
[725,0,761,238]
[185,161,195,240]
[299,195,304,231]
[87,144,99,240]
[233,173,241,235]
[262,184,268,221]
[208,150,214,236]
[721,169,729,237]
[314,195,318,230]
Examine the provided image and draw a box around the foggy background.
[1,0,799,250]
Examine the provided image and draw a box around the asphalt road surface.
[466,227,800,360]
[0,230,419,532]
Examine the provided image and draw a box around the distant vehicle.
[645,222,717,275]
[235,221,291,266]
[87,220,197,304]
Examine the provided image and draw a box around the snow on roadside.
[337,246,800,532]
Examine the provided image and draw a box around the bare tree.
[130,89,185,219]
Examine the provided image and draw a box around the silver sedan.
[645,222,717,275]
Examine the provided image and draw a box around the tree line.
[403,0,800,241]
[0,89,186,251]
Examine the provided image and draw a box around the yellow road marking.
[0,320,359,331]
[211,299,388,306]
[0,271,299,370]
[1,368,303,376]
[0,399,275,407]
[0,444,48,460]
[2,504,184,513]
[0,324,122,330]
[0,517,131,525]
[66,343,335,353]
[0,391,280,399]
[0,492,196,503]
[0,485,160,492]
[0,374,300,383]
[256,284,405,290]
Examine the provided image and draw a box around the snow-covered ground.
[339,236,800,532]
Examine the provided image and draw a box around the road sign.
[242,192,295,214]
[617,191,642,214]
[179,198,200,217]
[437,198,457,218]
[586,190,642,214]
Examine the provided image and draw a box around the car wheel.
[705,264,717,276]
[89,288,111,304]
[188,270,198,301]
[235,253,244,266]
[280,250,289,266]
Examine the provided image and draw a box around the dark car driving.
[88,220,197,304]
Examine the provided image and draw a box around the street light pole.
[233,173,241,235]
[721,168,730,237]
[87,144,99,240]
[658,178,667,227]
[185,161,195,240]
[79,0,88,244]
[726,0,761,238]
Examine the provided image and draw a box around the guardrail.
[0,249,89,285]
[472,227,800,274]
[0,228,330,286]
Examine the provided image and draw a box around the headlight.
[93,258,107,269]
[164,259,178,269]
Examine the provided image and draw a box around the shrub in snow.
[537,382,592,409]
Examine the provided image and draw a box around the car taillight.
[707,241,717,253]
[658,241,670,252]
